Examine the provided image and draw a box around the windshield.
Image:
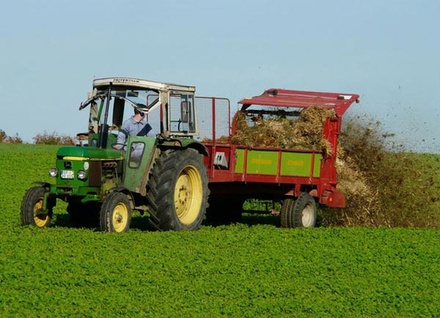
[80,85,197,138]
[82,88,160,134]
[101,88,158,111]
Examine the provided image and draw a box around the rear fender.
[159,138,208,156]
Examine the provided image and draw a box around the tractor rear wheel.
[280,192,317,228]
[147,149,209,231]
[21,186,52,228]
[99,192,132,232]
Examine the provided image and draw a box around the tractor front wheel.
[21,186,52,228]
[280,192,317,228]
[99,192,132,233]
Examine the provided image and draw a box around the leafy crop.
[1,144,439,317]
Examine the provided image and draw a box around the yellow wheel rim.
[174,165,203,225]
[33,198,50,228]
[112,202,129,232]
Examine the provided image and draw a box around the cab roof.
[93,77,196,93]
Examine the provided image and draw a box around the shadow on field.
[52,212,285,231]
[52,213,155,232]
[203,212,282,228]
[238,213,281,227]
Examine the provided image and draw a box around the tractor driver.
[113,108,155,154]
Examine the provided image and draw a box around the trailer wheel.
[280,193,317,228]
[147,149,209,231]
[21,186,52,228]
[99,192,132,233]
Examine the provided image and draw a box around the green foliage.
[33,131,75,145]
[0,143,439,317]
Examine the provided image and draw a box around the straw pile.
[230,106,336,154]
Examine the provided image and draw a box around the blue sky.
[1,0,439,152]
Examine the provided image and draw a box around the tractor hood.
[56,146,124,160]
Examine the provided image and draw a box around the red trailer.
[199,88,359,227]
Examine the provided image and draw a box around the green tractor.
[21,77,210,232]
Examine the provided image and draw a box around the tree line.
[0,130,75,145]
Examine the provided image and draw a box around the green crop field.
[1,144,439,317]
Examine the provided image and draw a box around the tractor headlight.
[77,170,87,180]
[49,168,58,177]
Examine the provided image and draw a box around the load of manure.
[230,106,336,154]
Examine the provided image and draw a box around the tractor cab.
[76,77,200,193]
[79,77,198,148]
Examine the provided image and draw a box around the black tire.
[147,149,209,231]
[21,186,52,228]
[280,192,317,228]
[99,192,132,232]
[280,198,295,228]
